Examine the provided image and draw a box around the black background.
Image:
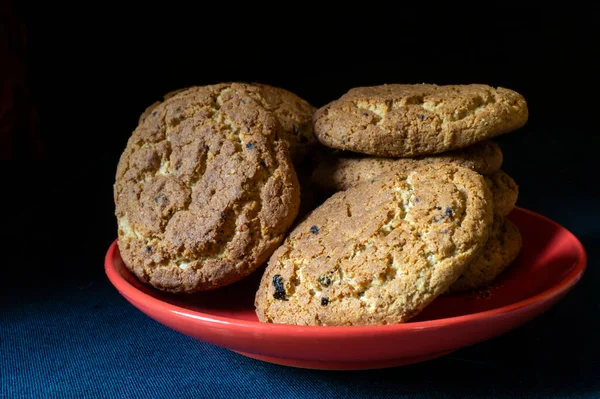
[2,5,599,397]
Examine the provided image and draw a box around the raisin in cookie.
[312,140,503,191]
[255,164,494,326]
[115,83,300,293]
[447,217,522,293]
[313,84,527,157]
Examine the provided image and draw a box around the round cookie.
[447,217,522,293]
[313,84,528,157]
[485,170,518,216]
[114,83,301,293]
[312,140,503,191]
[255,164,494,326]
[140,84,317,165]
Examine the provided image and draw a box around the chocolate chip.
[445,208,453,217]
[318,275,331,287]
[362,112,369,117]
[321,297,329,306]
[435,206,442,210]
[246,143,255,150]
[240,99,247,104]
[418,114,425,120]
[272,275,286,300]
[414,197,420,203]
[144,246,152,254]
[176,162,183,170]
[309,225,319,235]
[152,111,157,117]
[370,179,376,184]
[292,124,299,134]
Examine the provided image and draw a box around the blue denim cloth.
[2,244,599,399]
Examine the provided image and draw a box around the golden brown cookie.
[115,83,301,293]
[485,170,519,216]
[250,83,317,164]
[312,140,503,191]
[447,217,522,293]
[255,164,494,326]
[140,84,316,165]
[313,84,528,157]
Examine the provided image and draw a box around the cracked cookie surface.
[255,164,493,326]
[313,84,528,157]
[115,83,300,293]
[448,217,522,293]
[312,140,503,191]
[140,83,316,165]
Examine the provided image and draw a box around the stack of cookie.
[114,82,528,327]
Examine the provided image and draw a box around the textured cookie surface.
[448,217,522,293]
[140,84,316,165]
[250,84,317,164]
[255,164,494,326]
[312,140,503,191]
[115,83,300,293]
[485,170,518,216]
[313,84,528,157]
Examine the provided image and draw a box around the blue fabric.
[2,216,599,398]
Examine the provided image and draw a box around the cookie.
[138,88,188,125]
[447,217,522,293]
[114,83,300,293]
[140,84,316,165]
[250,83,317,164]
[312,140,503,191]
[313,84,528,157]
[255,164,494,326]
[485,170,518,216]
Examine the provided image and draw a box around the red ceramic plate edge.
[105,207,587,338]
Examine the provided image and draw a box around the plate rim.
[105,207,587,335]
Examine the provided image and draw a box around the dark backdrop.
[1,5,599,398]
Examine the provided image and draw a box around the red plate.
[105,207,586,370]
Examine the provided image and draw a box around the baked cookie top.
[115,83,300,293]
[313,84,528,157]
[255,164,493,326]
[140,84,316,165]
[312,140,503,191]
[448,217,522,293]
